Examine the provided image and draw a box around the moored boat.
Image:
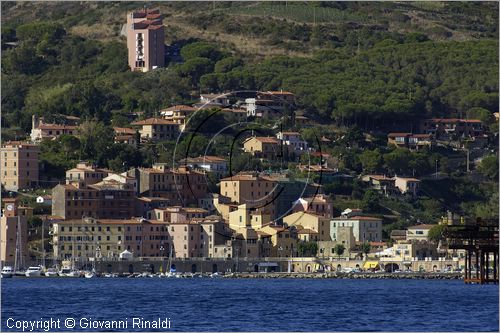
[44,268,58,277]
[25,266,43,277]
[58,267,80,277]
[1,266,14,278]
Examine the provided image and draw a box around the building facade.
[126,9,165,72]
[0,198,30,266]
[1,141,39,191]
[331,212,383,243]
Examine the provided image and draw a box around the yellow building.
[159,105,197,131]
[258,225,297,257]
[52,217,169,260]
[1,141,39,191]
[243,136,280,159]
[283,211,331,242]
[219,173,278,217]
[66,162,109,186]
[406,224,434,242]
[131,118,180,141]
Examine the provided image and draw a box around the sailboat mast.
[14,215,20,271]
[42,216,46,268]
[72,220,75,270]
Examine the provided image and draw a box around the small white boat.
[103,273,118,278]
[210,272,222,278]
[1,266,14,278]
[58,267,79,277]
[84,270,96,279]
[25,266,43,277]
[44,268,58,277]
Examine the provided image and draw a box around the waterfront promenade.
[70,256,464,275]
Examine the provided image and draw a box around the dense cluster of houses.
[0,85,491,267]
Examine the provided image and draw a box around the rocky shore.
[224,272,464,280]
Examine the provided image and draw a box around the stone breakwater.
[225,272,464,280]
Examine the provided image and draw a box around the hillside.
[1,1,498,228]
[2,1,498,59]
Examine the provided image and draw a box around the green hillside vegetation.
[1,1,498,230]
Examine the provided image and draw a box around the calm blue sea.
[1,278,498,332]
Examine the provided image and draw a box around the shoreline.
[224,272,466,280]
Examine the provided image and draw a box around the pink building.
[126,8,165,72]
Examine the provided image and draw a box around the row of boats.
[1,265,223,279]
[1,265,95,278]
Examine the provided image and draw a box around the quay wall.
[85,257,463,274]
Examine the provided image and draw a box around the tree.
[334,244,345,259]
[180,42,225,62]
[428,224,446,243]
[214,56,243,73]
[359,149,383,173]
[383,148,412,175]
[360,241,371,260]
[478,155,498,181]
[362,189,381,213]
[78,121,115,166]
[297,241,318,257]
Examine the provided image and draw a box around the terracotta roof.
[181,156,226,163]
[388,132,411,137]
[297,228,318,234]
[131,118,178,126]
[407,224,435,230]
[2,141,38,148]
[115,135,135,141]
[162,105,197,112]
[333,216,382,221]
[220,174,277,182]
[113,127,136,135]
[364,175,393,181]
[38,124,78,130]
[246,136,279,144]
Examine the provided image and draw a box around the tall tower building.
[126,8,165,72]
[1,141,39,191]
[1,198,30,267]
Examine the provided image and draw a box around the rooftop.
[245,136,280,144]
[131,118,178,126]
[407,224,435,230]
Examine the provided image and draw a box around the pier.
[445,220,499,284]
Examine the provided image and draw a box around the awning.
[363,261,380,269]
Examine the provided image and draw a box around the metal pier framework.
[445,221,499,284]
